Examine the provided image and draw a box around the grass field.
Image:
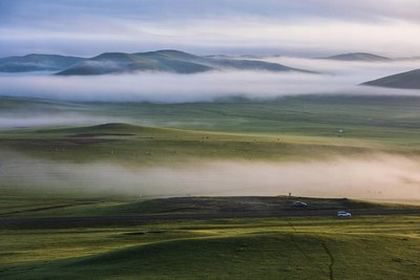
[4,95,420,144]
[2,195,417,218]
[3,95,420,166]
[1,94,420,279]
[1,215,419,279]
[0,122,389,166]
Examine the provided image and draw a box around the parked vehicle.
[292,201,308,208]
[337,210,352,217]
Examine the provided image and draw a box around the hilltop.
[362,68,420,89]
[323,52,391,62]
[0,50,314,75]
[0,54,84,72]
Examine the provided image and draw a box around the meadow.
[1,215,419,279]
[1,94,420,279]
[3,95,420,165]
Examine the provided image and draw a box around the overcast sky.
[1,0,420,57]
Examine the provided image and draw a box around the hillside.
[323,52,391,62]
[2,216,419,280]
[0,54,85,72]
[362,69,420,89]
[0,50,311,75]
[57,49,312,75]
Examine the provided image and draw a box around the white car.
[337,210,352,217]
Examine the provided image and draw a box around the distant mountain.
[362,69,420,89]
[56,50,313,75]
[0,50,315,75]
[323,52,391,62]
[0,54,85,72]
[57,50,214,75]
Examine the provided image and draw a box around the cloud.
[1,1,420,56]
[2,18,420,57]
[305,0,420,22]
[3,0,420,23]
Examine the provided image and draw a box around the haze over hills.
[0,50,313,75]
[323,52,391,62]
[57,50,314,75]
[0,54,84,72]
[362,68,420,89]
[58,50,213,75]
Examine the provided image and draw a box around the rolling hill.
[57,50,214,75]
[0,50,313,75]
[323,52,391,62]
[0,54,85,72]
[362,69,420,89]
[57,49,312,75]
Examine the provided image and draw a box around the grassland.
[2,195,418,219]
[0,196,419,279]
[4,94,420,143]
[1,215,419,279]
[1,95,420,279]
[3,95,420,165]
[0,122,388,166]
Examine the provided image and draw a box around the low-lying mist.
[2,150,419,200]
[1,58,420,103]
[0,113,125,129]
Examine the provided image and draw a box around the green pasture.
[0,216,419,279]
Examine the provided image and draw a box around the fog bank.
[1,151,419,200]
[0,114,124,129]
[1,58,420,103]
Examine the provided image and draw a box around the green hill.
[362,69,420,89]
[323,52,391,62]
[0,50,314,75]
[0,54,84,72]
[56,49,312,75]
[1,216,419,280]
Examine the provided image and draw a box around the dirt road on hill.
[0,208,418,229]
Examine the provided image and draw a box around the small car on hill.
[292,201,308,208]
[337,210,352,217]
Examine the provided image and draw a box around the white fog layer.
[0,58,420,102]
[1,151,419,200]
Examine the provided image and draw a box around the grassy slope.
[1,96,420,279]
[0,122,384,166]
[2,95,420,216]
[3,95,420,162]
[0,123,387,218]
[89,95,420,146]
[1,195,414,218]
[0,216,419,279]
[0,189,128,217]
[4,95,420,142]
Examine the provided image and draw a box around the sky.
[1,0,420,57]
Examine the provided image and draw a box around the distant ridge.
[322,52,391,62]
[57,50,214,75]
[57,49,314,75]
[0,49,315,75]
[362,69,420,89]
[0,54,84,72]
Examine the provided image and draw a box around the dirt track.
[0,208,418,229]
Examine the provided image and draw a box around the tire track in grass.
[287,218,328,278]
[321,241,335,280]
[287,218,311,260]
